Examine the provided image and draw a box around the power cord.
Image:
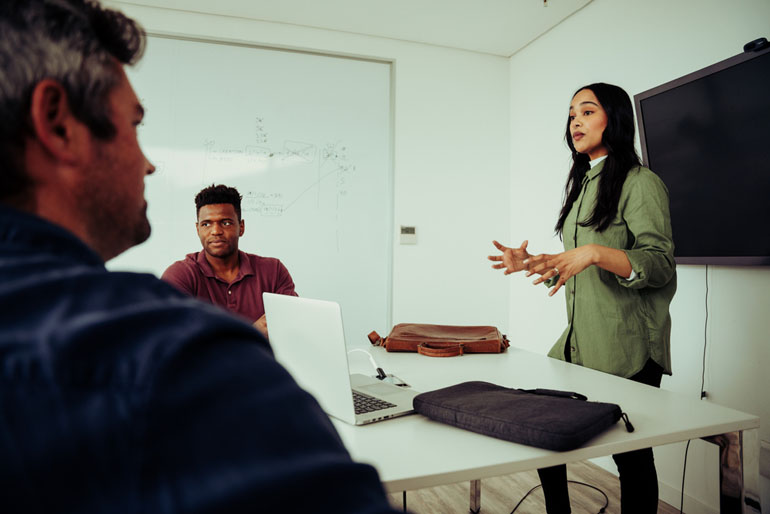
[681,265,710,513]
[680,440,691,514]
[509,480,609,514]
[701,264,709,398]
[347,348,387,379]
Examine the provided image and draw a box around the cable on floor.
[509,480,609,514]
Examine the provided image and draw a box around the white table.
[334,347,760,513]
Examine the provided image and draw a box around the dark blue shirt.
[0,205,398,513]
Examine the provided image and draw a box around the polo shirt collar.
[195,249,255,280]
[238,251,255,277]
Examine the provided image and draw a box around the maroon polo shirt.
[161,250,297,323]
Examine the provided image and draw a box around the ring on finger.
[553,267,560,275]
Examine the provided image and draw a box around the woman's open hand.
[488,240,530,275]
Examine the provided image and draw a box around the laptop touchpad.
[358,383,403,396]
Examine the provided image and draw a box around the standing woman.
[489,83,676,513]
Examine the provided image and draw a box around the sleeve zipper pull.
[621,412,635,432]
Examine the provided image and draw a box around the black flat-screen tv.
[634,42,770,265]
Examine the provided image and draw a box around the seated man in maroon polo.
[162,184,296,337]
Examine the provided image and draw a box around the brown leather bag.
[367,323,509,357]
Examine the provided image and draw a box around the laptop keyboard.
[353,390,396,414]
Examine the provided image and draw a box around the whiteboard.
[108,35,393,348]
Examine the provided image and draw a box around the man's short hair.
[0,0,146,202]
[195,184,243,220]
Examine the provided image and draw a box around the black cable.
[509,483,540,514]
[510,480,609,514]
[569,481,609,513]
[701,265,708,396]
[681,265,710,513]
[680,439,691,514]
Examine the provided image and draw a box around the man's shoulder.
[240,251,287,269]
[170,251,203,269]
[64,266,200,321]
[237,251,296,295]
[162,252,205,279]
[60,267,270,354]
[5,258,266,352]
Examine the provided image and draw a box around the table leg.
[469,479,481,513]
[702,430,761,513]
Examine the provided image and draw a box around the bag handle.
[417,342,464,357]
[520,388,588,401]
[367,330,384,347]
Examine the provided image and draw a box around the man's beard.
[75,169,152,261]
[90,202,152,261]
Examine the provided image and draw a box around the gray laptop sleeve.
[412,381,630,451]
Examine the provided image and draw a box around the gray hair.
[0,0,146,202]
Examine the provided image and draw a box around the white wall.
[109,2,511,330]
[508,0,770,511]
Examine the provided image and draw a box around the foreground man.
[0,1,398,512]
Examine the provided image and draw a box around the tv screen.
[634,45,770,265]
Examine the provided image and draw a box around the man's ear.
[28,79,87,165]
[239,219,245,237]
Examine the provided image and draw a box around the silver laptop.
[263,293,418,425]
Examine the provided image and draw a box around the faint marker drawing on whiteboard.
[200,115,358,219]
[283,140,315,162]
[242,192,284,217]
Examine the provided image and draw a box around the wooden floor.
[387,460,680,514]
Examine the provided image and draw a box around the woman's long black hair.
[555,83,641,236]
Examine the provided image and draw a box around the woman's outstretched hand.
[488,240,530,275]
